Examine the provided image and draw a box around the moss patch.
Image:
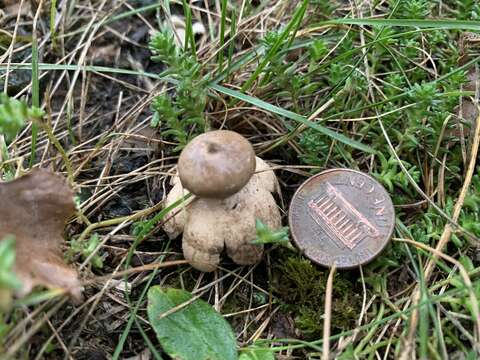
[272,252,362,338]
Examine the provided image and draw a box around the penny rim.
[288,168,395,269]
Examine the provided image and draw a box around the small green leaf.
[147,287,238,360]
[150,112,160,127]
[67,233,103,269]
[251,219,290,246]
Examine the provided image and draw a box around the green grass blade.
[319,18,480,31]
[226,8,237,77]
[182,0,196,58]
[135,318,164,360]
[111,260,163,360]
[212,45,260,84]
[0,63,161,78]
[353,303,385,356]
[29,37,39,168]
[211,84,376,154]
[218,0,228,72]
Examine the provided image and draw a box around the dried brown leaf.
[0,169,82,301]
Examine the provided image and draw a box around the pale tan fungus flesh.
[164,156,281,272]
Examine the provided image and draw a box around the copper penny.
[288,169,395,269]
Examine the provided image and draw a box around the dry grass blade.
[322,263,336,360]
[402,107,480,358]
[396,238,480,354]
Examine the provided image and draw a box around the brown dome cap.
[178,130,256,198]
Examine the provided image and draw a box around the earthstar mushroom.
[163,130,282,272]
